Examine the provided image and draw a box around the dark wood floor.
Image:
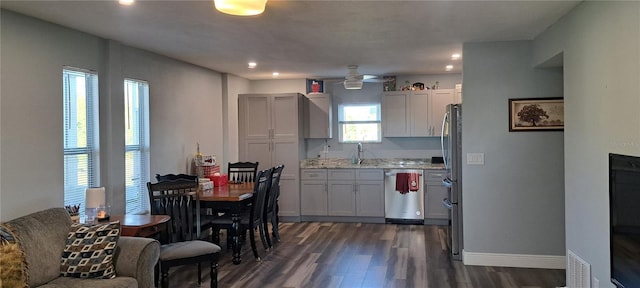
[168,222,566,288]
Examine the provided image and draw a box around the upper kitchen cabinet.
[382,91,410,137]
[454,84,462,104]
[303,93,332,138]
[238,93,304,218]
[428,89,455,137]
[382,89,454,137]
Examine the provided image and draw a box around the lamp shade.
[214,0,267,16]
[85,187,106,209]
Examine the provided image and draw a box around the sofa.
[2,208,160,288]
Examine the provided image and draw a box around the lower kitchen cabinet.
[425,170,449,220]
[328,180,356,216]
[301,168,384,219]
[356,181,384,217]
[301,169,328,215]
[300,180,328,215]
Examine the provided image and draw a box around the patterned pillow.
[60,221,120,279]
[0,223,28,287]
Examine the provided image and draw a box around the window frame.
[124,78,150,214]
[63,67,100,214]
[337,103,382,143]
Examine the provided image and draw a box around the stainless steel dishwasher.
[384,169,424,224]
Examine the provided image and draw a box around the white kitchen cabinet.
[355,169,385,217]
[382,91,410,137]
[303,93,332,138]
[327,169,356,216]
[239,93,304,217]
[429,89,454,137]
[425,170,449,220]
[300,169,328,215]
[382,90,454,137]
[301,168,384,218]
[454,83,462,104]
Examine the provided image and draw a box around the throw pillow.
[60,221,120,279]
[0,223,28,287]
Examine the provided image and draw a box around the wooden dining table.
[199,182,254,265]
[101,214,171,237]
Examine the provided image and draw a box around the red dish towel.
[396,173,410,194]
[409,173,420,192]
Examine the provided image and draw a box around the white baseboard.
[463,250,566,269]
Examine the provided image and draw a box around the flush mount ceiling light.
[119,0,134,5]
[445,65,454,71]
[451,53,461,60]
[214,0,267,16]
[248,62,257,69]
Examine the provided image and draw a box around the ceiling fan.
[342,65,383,90]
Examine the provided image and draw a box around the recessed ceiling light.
[248,62,257,69]
[119,0,135,6]
[272,72,279,77]
[445,65,454,71]
[451,54,461,60]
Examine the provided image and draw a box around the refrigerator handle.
[441,110,449,170]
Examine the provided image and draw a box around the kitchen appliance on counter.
[441,103,463,260]
[384,169,424,224]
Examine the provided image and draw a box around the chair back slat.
[266,165,285,215]
[228,162,259,183]
[249,168,272,223]
[147,179,200,243]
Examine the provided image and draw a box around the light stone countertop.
[300,158,445,170]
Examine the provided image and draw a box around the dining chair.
[155,173,197,182]
[264,164,284,248]
[227,161,259,183]
[155,173,217,241]
[147,179,221,288]
[211,168,273,260]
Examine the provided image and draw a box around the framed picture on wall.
[509,98,564,131]
[306,79,324,93]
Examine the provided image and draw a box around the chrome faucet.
[357,142,364,164]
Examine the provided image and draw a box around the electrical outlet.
[467,153,485,165]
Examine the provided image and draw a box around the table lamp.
[85,187,107,221]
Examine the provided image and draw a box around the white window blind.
[63,68,99,214]
[338,103,382,143]
[124,79,150,214]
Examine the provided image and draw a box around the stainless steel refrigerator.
[441,103,463,260]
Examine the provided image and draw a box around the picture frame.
[306,79,324,93]
[509,98,564,131]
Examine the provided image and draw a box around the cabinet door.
[328,181,356,216]
[305,93,332,138]
[242,139,271,169]
[278,178,300,217]
[300,181,327,215]
[272,94,299,139]
[429,89,454,137]
[382,92,410,137]
[356,181,384,217]
[410,91,430,136]
[425,183,449,219]
[239,95,270,139]
[425,170,449,220]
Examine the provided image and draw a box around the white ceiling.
[0,0,580,80]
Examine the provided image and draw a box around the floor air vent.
[567,250,591,288]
